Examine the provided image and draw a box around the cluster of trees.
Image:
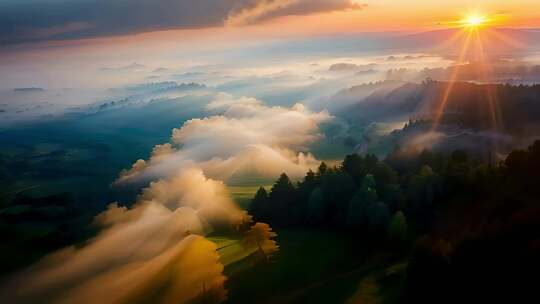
[406,141,540,303]
[250,141,540,301]
[249,153,413,239]
[250,146,487,236]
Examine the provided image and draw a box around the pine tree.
[388,211,408,242]
[249,187,269,221]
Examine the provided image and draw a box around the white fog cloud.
[1,168,248,303]
[117,93,332,184]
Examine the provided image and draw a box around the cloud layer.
[117,93,331,184]
[0,0,364,44]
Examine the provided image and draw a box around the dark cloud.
[226,0,365,25]
[0,0,364,45]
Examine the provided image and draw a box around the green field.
[224,184,406,303]
[228,185,271,210]
[221,229,406,304]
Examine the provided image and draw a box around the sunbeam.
[431,29,473,131]
[431,13,508,135]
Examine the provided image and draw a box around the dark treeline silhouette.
[342,80,540,134]
[387,61,540,84]
[249,140,540,303]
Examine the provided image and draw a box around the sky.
[1,0,540,48]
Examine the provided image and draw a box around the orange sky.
[2,0,539,59]
[259,0,540,34]
[124,0,540,48]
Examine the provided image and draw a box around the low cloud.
[0,167,246,303]
[117,93,331,184]
[407,131,445,151]
[139,168,247,225]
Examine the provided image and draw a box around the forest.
[249,140,540,302]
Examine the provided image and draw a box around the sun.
[461,13,488,28]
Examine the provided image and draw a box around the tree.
[445,150,474,192]
[307,188,325,224]
[366,201,391,233]
[304,169,316,186]
[267,173,296,224]
[365,154,379,173]
[346,174,378,229]
[292,169,319,223]
[388,211,408,242]
[269,173,295,202]
[298,169,317,198]
[249,187,269,222]
[317,162,328,179]
[373,162,399,189]
[408,165,436,208]
[359,174,378,202]
[380,183,403,212]
[321,169,355,222]
[451,150,469,163]
[418,149,446,173]
[346,192,369,229]
[244,222,279,262]
[342,154,367,185]
[406,165,439,230]
[504,140,540,193]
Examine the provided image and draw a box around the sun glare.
[432,10,508,133]
[461,13,488,28]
